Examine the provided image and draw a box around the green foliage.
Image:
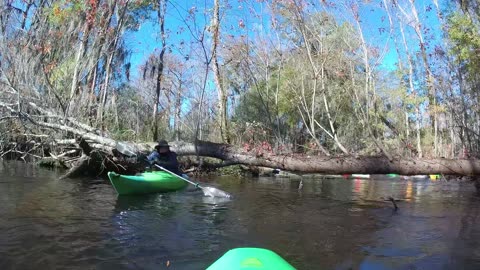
[447,13,480,76]
[124,0,155,30]
[234,86,269,124]
[275,67,302,127]
[47,0,85,25]
[108,85,157,141]
[232,66,298,144]
[49,56,75,95]
[217,165,246,176]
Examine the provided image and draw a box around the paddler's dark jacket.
[146,150,181,175]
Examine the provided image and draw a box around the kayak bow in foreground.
[207,247,296,270]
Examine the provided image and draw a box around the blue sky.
[11,0,451,80]
[124,0,450,80]
[124,0,275,80]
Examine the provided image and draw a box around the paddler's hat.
[155,139,170,149]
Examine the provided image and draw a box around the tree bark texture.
[211,0,230,143]
[152,0,167,141]
[128,140,480,176]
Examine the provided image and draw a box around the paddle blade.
[116,142,137,157]
[202,187,232,199]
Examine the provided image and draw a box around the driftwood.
[59,154,91,179]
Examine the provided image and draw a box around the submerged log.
[60,155,91,179]
[37,149,79,169]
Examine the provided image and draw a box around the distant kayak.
[400,175,429,180]
[351,174,370,179]
[207,248,296,270]
[412,175,429,179]
[107,171,188,195]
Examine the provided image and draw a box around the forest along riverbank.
[1,161,480,270]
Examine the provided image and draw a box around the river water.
[1,161,480,269]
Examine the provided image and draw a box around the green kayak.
[207,248,296,270]
[107,171,188,195]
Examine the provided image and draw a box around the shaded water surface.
[1,161,480,269]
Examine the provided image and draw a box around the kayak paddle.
[115,141,232,199]
[153,164,232,199]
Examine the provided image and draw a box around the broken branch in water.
[385,196,399,211]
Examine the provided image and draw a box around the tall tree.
[97,0,130,130]
[397,0,438,156]
[152,0,167,141]
[211,0,230,143]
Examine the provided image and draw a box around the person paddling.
[147,140,181,175]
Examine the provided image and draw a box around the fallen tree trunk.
[135,140,480,176]
[116,140,480,175]
[2,100,480,177]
